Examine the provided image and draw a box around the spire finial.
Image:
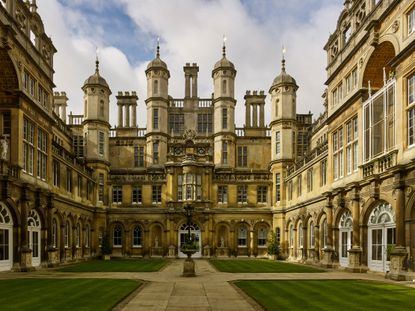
[95,47,99,74]
[281,45,286,73]
[156,37,160,58]
[222,35,227,57]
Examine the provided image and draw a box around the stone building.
[0,0,414,280]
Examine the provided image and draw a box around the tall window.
[309,222,315,248]
[85,224,90,248]
[222,108,228,129]
[217,186,228,203]
[134,146,144,167]
[275,131,281,155]
[222,79,227,94]
[66,169,72,193]
[52,219,57,248]
[297,175,302,197]
[98,173,104,202]
[113,225,122,247]
[64,220,70,248]
[346,67,358,94]
[23,118,35,174]
[98,131,104,156]
[333,127,344,180]
[276,227,281,244]
[169,113,184,134]
[320,159,327,186]
[257,186,267,203]
[177,174,183,201]
[237,146,247,167]
[287,180,293,200]
[332,82,343,107]
[152,185,162,204]
[322,219,328,248]
[197,113,212,133]
[238,226,247,246]
[408,7,415,35]
[346,116,359,174]
[289,224,294,247]
[363,80,395,162]
[37,128,47,180]
[298,222,303,248]
[307,168,313,192]
[76,223,80,247]
[53,160,60,187]
[153,108,159,130]
[258,226,267,246]
[408,75,415,146]
[237,185,248,203]
[153,141,159,164]
[132,186,142,204]
[196,175,202,200]
[112,186,122,204]
[77,175,82,197]
[276,173,281,202]
[73,135,84,158]
[99,100,104,117]
[133,226,142,247]
[222,141,228,165]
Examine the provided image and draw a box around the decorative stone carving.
[183,129,197,141]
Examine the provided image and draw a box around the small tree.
[267,231,280,260]
[100,233,112,256]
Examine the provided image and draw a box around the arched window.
[276,227,281,244]
[0,203,13,269]
[289,224,294,247]
[113,225,122,247]
[133,225,142,247]
[52,219,57,248]
[238,225,247,246]
[64,220,70,247]
[222,79,227,94]
[153,80,159,95]
[298,222,303,248]
[309,222,315,248]
[99,100,104,117]
[322,219,328,248]
[257,226,267,246]
[76,223,80,247]
[85,224,90,248]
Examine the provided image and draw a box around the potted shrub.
[267,231,281,260]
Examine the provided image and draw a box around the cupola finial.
[95,47,100,74]
[156,37,160,58]
[222,35,227,57]
[281,45,286,73]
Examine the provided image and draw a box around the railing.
[362,149,397,178]
[287,142,328,176]
[68,114,84,125]
[169,99,184,108]
[198,99,212,108]
[235,128,245,136]
[110,128,147,137]
[52,141,93,178]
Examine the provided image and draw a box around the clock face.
[174,147,183,155]
[197,147,205,155]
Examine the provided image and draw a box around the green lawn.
[0,278,141,311]
[210,259,325,273]
[58,259,168,272]
[235,280,415,311]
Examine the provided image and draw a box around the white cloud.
[38,0,342,128]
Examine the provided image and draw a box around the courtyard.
[1,259,414,311]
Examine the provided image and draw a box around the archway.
[28,209,41,267]
[367,202,395,272]
[0,203,13,271]
[178,222,201,258]
[338,210,352,267]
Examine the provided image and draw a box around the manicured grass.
[58,259,168,272]
[235,280,415,311]
[210,259,325,273]
[0,278,141,311]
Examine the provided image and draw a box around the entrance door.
[367,203,395,273]
[339,210,352,267]
[178,223,201,258]
[27,210,41,267]
[0,203,13,271]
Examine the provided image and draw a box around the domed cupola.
[269,55,298,93]
[212,39,235,75]
[83,58,110,90]
[146,41,170,77]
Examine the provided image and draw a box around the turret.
[145,40,170,166]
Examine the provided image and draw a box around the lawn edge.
[112,280,146,311]
[229,280,266,311]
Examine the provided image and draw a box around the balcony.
[361,149,397,178]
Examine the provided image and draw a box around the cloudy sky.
[37,0,343,128]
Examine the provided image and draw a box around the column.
[20,186,33,271]
[252,104,258,127]
[192,75,198,98]
[185,75,190,98]
[347,186,363,272]
[245,103,251,127]
[322,192,334,267]
[249,229,254,257]
[118,104,123,127]
[395,185,405,247]
[132,104,137,128]
[125,104,130,128]
[259,103,265,127]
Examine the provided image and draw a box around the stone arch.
[0,48,19,93]
[215,221,230,248]
[362,41,395,90]
[361,198,392,225]
[149,222,164,248]
[334,207,351,230]
[2,199,20,227]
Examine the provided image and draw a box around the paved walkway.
[1,259,415,310]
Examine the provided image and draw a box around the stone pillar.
[302,224,308,261]
[249,230,254,257]
[245,103,251,127]
[259,103,265,127]
[125,104,130,128]
[252,104,258,127]
[185,75,190,98]
[132,104,137,128]
[293,228,297,259]
[118,104,123,127]
[46,194,58,267]
[322,192,335,267]
[192,75,198,98]
[348,186,363,272]
[315,225,320,261]
[20,186,33,271]
[388,176,408,280]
